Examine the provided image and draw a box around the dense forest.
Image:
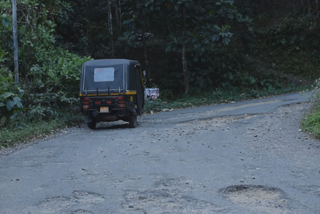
[1,0,320,128]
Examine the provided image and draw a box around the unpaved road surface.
[0,93,319,214]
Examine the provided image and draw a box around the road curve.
[0,93,319,214]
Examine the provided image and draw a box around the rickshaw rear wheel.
[129,112,137,128]
[87,119,96,129]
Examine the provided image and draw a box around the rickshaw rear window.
[94,68,114,82]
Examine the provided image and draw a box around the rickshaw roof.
[82,59,140,67]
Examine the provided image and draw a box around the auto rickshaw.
[79,59,144,129]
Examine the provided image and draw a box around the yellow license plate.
[100,107,109,112]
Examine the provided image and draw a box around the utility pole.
[12,0,19,84]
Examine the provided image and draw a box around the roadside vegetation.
[144,85,308,114]
[1,0,320,147]
[302,79,320,139]
[302,105,320,139]
[0,113,82,148]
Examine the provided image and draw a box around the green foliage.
[254,5,320,80]
[302,103,320,139]
[28,48,91,96]
[0,0,91,128]
[0,51,24,126]
[49,0,317,96]
[302,78,320,139]
[308,79,320,103]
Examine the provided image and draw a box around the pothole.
[25,191,104,213]
[122,178,229,213]
[220,185,290,214]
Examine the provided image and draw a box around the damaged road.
[0,93,319,214]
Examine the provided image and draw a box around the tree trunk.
[114,3,120,32]
[316,0,319,17]
[181,3,189,94]
[260,0,265,12]
[108,0,115,57]
[137,3,150,87]
[292,0,295,12]
[115,0,122,33]
[142,31,150,87]
[182,44,189,94]
[119,0,122,32]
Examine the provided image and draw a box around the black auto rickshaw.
[79,59,144,129]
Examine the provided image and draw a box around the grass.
[0,113,82,149]
[302,102,320,139]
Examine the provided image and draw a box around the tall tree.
[164,0,238,93]
[108,0,114,56]
[120,0,165,86]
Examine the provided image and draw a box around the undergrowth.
[301,79,320,139]
[302,104,320,139]
[144,85,309,113]
[0,113,82,148]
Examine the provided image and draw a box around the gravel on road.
[0,94,319,214]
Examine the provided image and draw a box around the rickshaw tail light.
[95,101,101,104]
[119,100,125,104]
[84,98,90,101]
[83,105,90,109]
[107,101,112,104]
[118,96,123,100]
[84,102,89,105]
[118,104,125,108]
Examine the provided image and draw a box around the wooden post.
[12,0,19,84]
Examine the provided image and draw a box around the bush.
[0,0,91,127]
[0,52,24,127]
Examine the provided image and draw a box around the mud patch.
[123,178,229,213]
[180,114,259,127]
[123,190,227,213]
[220,185,290,214]
[25,190,104,214]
